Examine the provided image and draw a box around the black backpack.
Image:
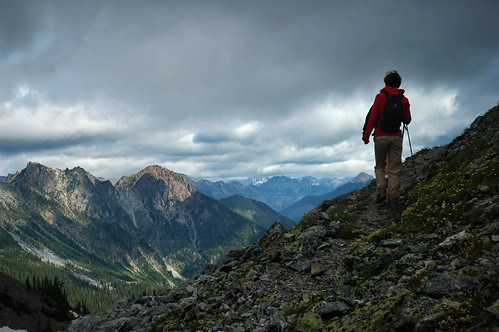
[379,90,403,133]
[363,90,403,136]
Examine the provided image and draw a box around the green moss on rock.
[296,312,324,331]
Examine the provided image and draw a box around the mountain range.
[0,164,267,313]
[183,174,346,212]
[280,172,372,221]
[68,105,498,331]
[5,103,496,331]
[184,173,371,218]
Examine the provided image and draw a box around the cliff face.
[69,106,498,331]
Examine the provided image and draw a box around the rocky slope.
[69,106,498,331]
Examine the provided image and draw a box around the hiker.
[362,70,411,204]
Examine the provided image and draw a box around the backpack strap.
[382,88,403,98]
[374,90,390,129]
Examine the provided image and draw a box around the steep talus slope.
[69,106,498,331]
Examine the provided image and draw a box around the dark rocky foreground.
[0,272,73,331]
[69,107,498,331]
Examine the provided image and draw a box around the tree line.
[0,250,170,314]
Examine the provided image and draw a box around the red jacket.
[363,86,411,142]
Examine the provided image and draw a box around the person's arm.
[362,93,385,143]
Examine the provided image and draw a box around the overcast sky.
[1,1,498,181]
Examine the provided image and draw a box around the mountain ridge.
[184,173,359,212]
[280,172,373,221]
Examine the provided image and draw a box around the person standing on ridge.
[362,70,411,204]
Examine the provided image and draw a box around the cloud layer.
[1,1,498,180]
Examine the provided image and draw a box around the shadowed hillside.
[0,271,73,331]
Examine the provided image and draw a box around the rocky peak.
[5,162,117,219]
[6,162,100,190]
[351,171,372,183]
[116,165,196,206]
[6,161,56,187]
[6,162,69,203]
[117,165,190,186]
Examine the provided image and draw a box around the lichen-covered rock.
[415,312,448,332]
[422,272,480,297]
[317,301,350,319]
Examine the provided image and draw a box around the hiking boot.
[375,194,386,204]
[388,196,399,204]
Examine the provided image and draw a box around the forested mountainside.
[70,106,498,331]
[0,271,73,331]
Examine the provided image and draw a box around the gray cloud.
[0,1,498,180]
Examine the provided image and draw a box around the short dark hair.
[384,70,402,88]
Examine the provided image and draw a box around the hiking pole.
[404,124,417,178]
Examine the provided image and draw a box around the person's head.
[384,70,402,88]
